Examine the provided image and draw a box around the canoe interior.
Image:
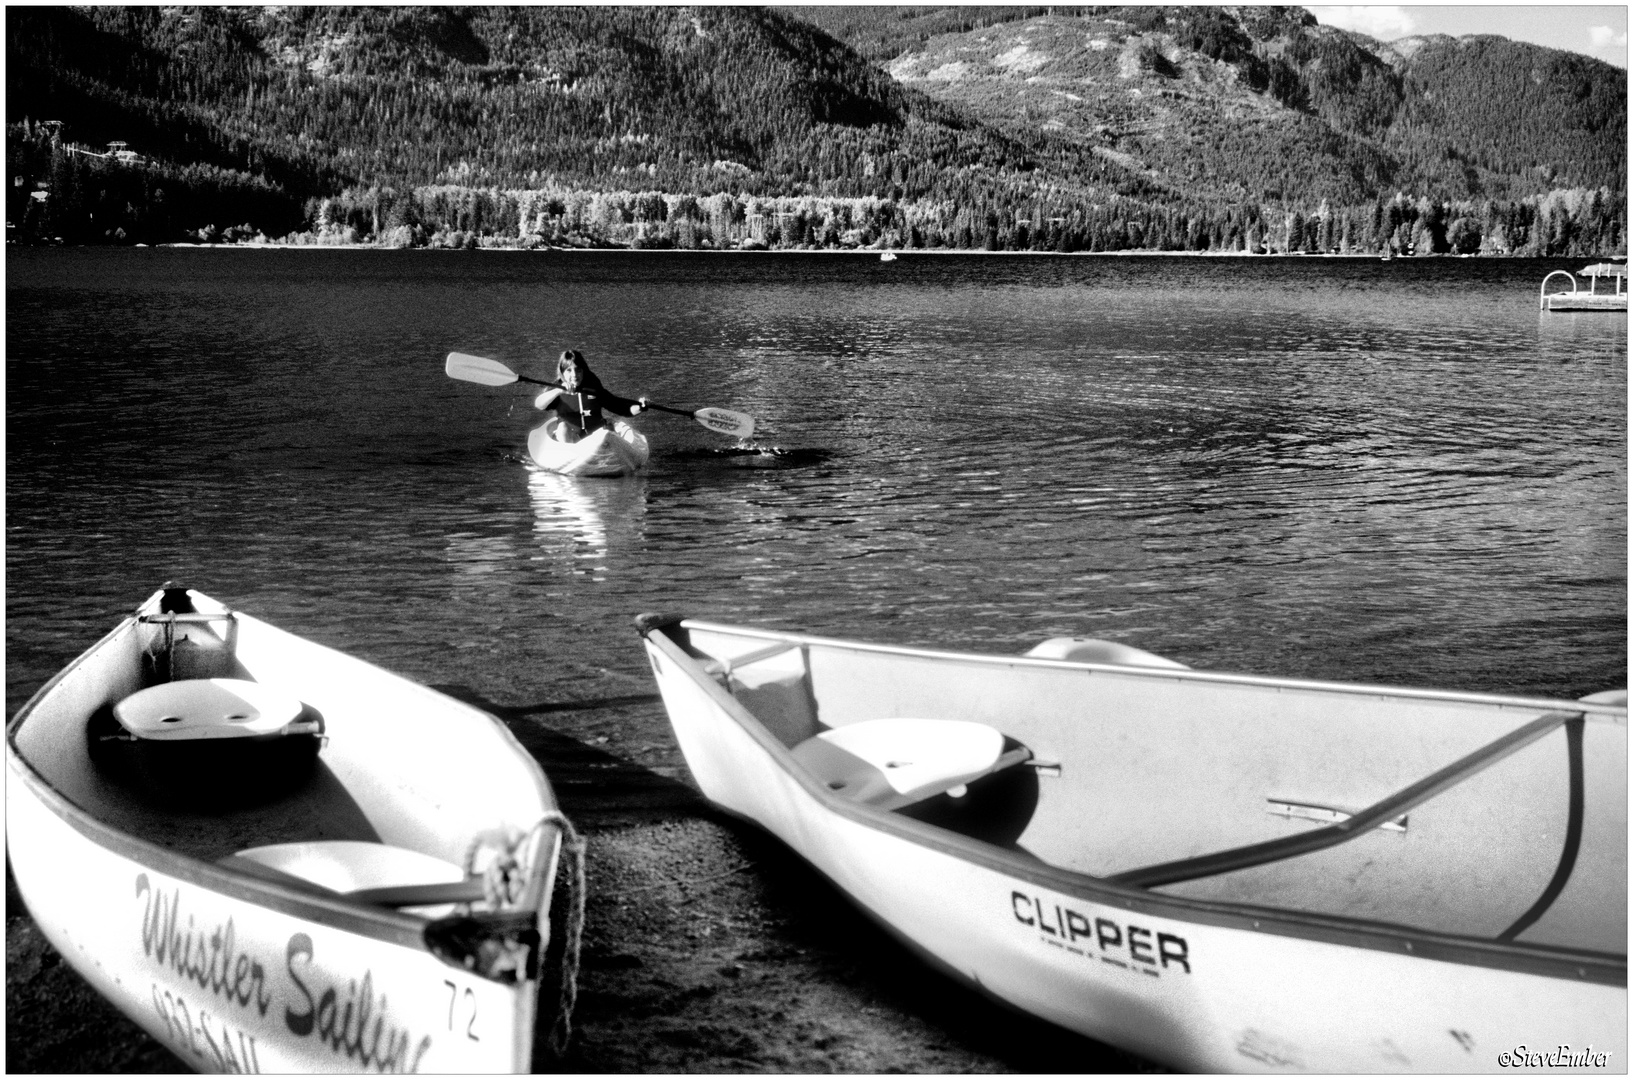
[678,625,1627,958]
[12,589,556,892]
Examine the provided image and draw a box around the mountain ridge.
[5,5,1624,255]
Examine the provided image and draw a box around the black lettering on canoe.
[285,933,316,1036]
[135,875,271,1018]
[1032,896,1061,936]
[316,985,339,1047]
[151,982,178,1043]
[1010,891,1192,979]
[411,1035,434,1072]
[1127,925,1156,965]
[1158,932,1191,973]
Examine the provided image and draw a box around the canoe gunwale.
[641,621,1627,988]
[674,619,1629,724]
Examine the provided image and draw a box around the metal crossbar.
[1108,710,1582,890]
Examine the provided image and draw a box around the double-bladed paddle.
[445,352,755,439]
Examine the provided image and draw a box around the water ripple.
[6,251,1625,709]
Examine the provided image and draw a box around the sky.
[1306,5,1629,67]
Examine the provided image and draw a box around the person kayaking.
[535,349,646,442]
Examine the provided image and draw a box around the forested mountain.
[6,5,1625,254]
[802,6,1625,201]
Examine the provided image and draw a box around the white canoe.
[7,585,582,1073]
[637,617,1628,1073]
[527,417,649,477]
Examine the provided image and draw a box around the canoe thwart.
[1268,798,1407,833]
[791,717,1029,811]
[138,603,242,682]
[138,611,235,625]
[702,640,802,680]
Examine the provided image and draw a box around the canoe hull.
[640,623,1627,1073]
[7,768,531,1073]
[8,587,570,1073]
[527,418,649,477]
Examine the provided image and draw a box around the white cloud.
[1308,6,1418,40]
[1589,24,1628,49]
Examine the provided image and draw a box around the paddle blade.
[446,352,520,387]
[692,407,755,439]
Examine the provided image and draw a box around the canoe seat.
[224,840,485,908]
[96,679,324,806]
[114,678,314,741]
[791,718,1030,812]
[1025,637,1188,669]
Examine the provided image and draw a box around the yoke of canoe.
[637,614,1627,1073]
[7,584,584,1073]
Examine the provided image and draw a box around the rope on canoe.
[460,811,587,1058]
[538,809,586,1058]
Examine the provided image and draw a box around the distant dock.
[1541,262,1627,311]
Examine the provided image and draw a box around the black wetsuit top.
[544,375,641,433]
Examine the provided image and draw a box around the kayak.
[527,417,649,477]
[637,616,1627,1072]
[7,584,584,1073]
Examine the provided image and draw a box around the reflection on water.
[528,468,648,577]
[444,533,516,576]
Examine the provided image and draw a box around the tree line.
[295,179,1622,258]
[12,118,1621,257]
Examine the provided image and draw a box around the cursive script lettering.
[286,933,434,1072]
[1500,1044,1614,1068]
[137,874,272,1016]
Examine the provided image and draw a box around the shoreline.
[20,240,1603,259]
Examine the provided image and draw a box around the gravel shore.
[7,665,1160,1073]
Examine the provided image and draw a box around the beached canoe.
[7,585,583,1073]
[637,617,1627,1073]
[527,417,649,477]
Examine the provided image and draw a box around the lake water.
[8,248,1624,715]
